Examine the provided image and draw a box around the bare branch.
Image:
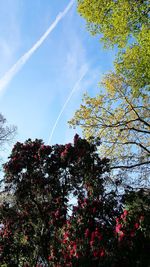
[110,161,150,170]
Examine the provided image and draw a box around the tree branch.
[110,161,150,170]
[121,127,150,134]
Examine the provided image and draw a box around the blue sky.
[0,0,115,159]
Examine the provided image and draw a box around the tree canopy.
[77,0,150,95]
[69,0,150,183]
[0,1,149,265]
[69,73,150,180]
[0,136,149,266]
[77,0,149,47]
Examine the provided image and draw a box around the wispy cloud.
[0,0,75,97]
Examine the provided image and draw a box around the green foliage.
[70,0,150,179]
[115,25,150,95]
[77,0,149,48]
[77,0,150,95]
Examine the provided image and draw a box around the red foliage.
[0,136,149,266]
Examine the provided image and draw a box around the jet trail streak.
[48,66,88,144]
[0,0,74,95]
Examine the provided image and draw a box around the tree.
[77,0,150,95]
[59,190,150,267]
[69,73,150,183]
[69,0,150,184]
[115,24,150,95]
[0,136,110,266]
[0,113,16,152]
[77,0,149,48]
[0,113,17,193]
[0,136,149,266]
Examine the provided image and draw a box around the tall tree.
[0,136,109,265]
[77,0,150,95]
[69,73,150,181]
[0,136,149,266]
[69,0,150,185]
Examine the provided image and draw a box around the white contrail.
[48,66,88,144]
[0,0,75,95]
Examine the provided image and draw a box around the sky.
[0,0,115,160]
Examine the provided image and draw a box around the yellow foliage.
[69,73,150,168]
